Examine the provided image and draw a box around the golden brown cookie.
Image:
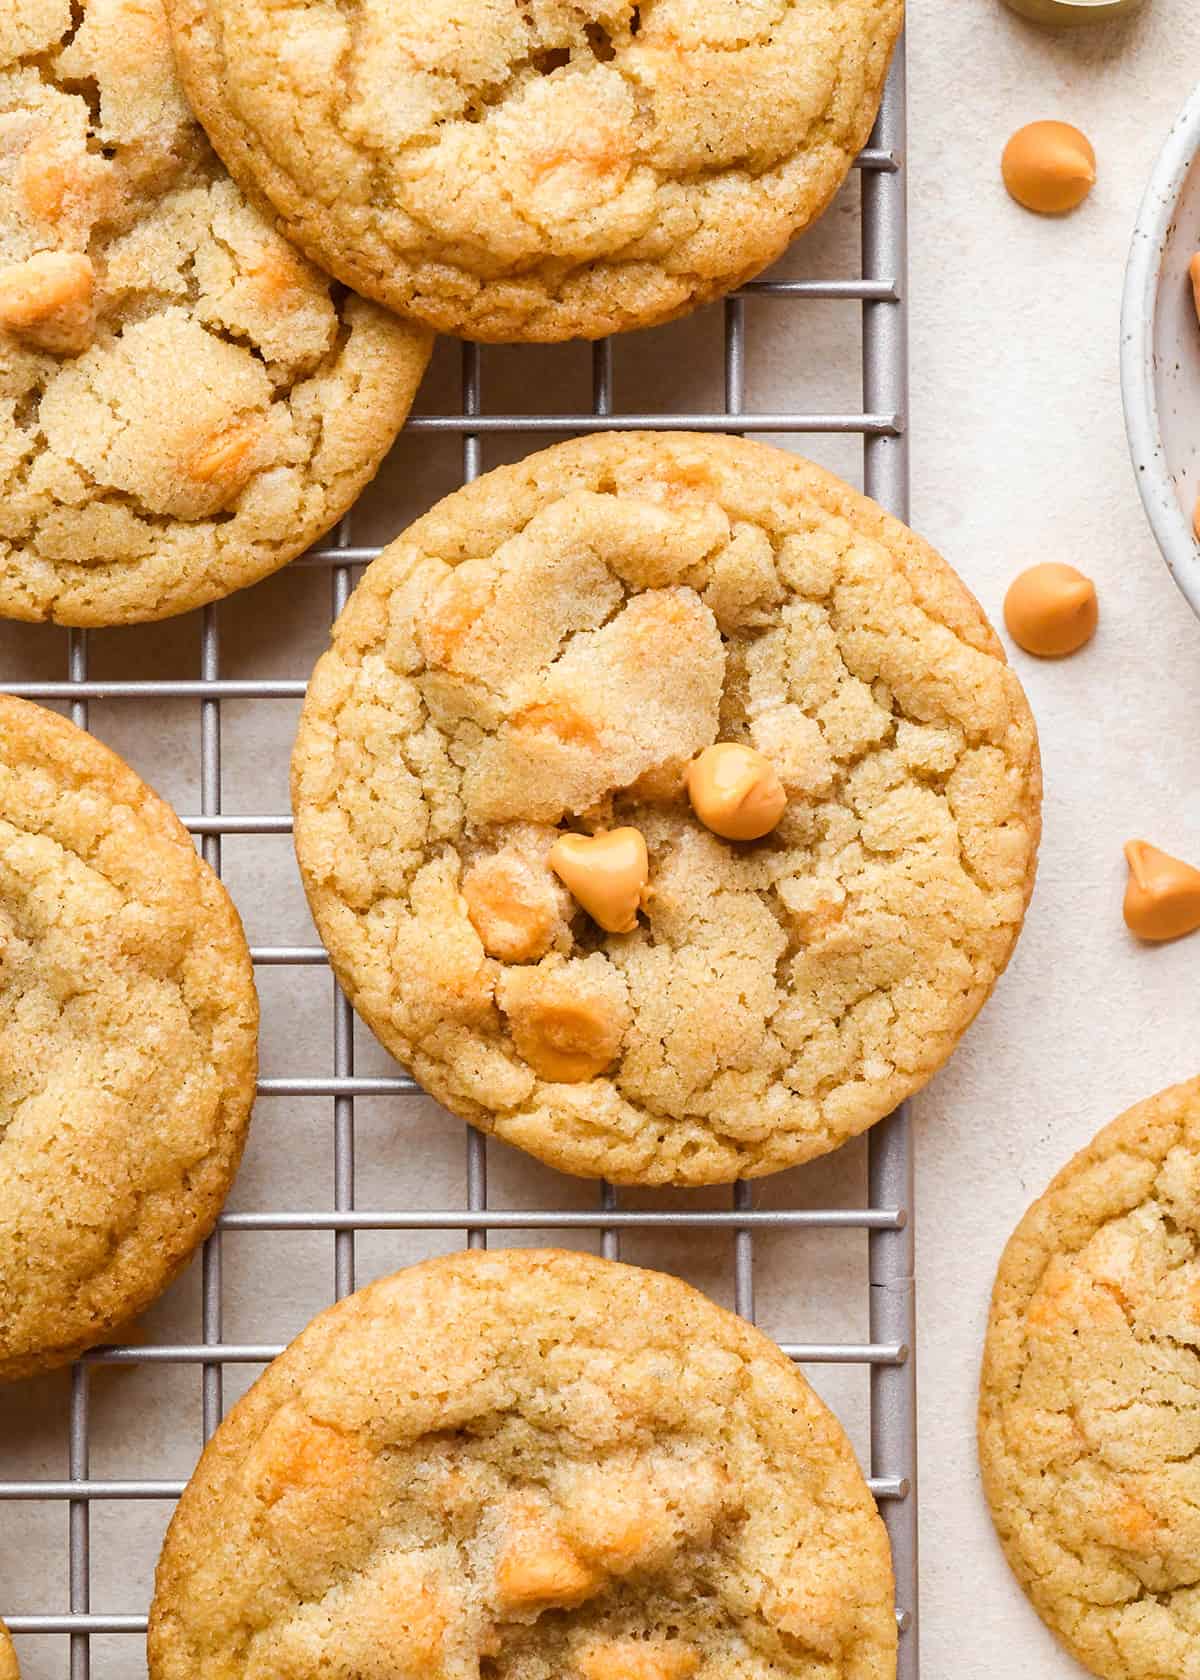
[163,0,904,343]
[0,696,258,1381]
[292,433,1041,1186]
[980,1076,1200,1680]
[0,0,432,627]
[0,1621,17,1680]
[148,1248,897,1680]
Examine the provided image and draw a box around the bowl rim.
[1121,81,1200,621]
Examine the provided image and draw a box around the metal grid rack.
[1,38,917,1680]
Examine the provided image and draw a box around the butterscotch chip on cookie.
[147,1249,897,1679]
[0,1621,17,1680]
[0,696,258,1381]
[163,0,905,343]
[292,433,1041,1186]
[0,0,431,627]
[980,1076,1200,1680]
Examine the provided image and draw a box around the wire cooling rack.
[0,38,917,1680]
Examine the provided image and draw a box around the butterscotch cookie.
[0,0,431,627]
[980,1076,1200,1680]
[148,1248,897,1679]
[0,1622,17,1680]
[163,0,904,343]
[292,433,1041,1186]
[0,696,258,1381]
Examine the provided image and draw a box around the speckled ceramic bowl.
[1122,83,1200,620]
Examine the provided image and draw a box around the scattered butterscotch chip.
[1002,121,1096,214]
[463,853,558,963]
[0,251,96,355]
[686,743,787,840]
[549,827,649,934]
[498,955,630,1084]
[1004,562,1098,657]
[578,1639,700,1680]
[495,1499,601,1612]
[1192,485,1200,544]
[188,421,261,498]
[1123,840,1200,942]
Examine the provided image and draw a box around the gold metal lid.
[1003,0,1144,22]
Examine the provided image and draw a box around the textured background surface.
[911,3,1200,1676]
[3,1,1200,1675]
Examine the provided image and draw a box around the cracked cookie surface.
[980,1076,1200,1680]
[148,1247,897,1680]
[163,0,904,342]
[0,696,258,1382]
[291,433,1041,1186]
[0,0,431,627]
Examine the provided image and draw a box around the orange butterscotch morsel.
[188,421,262,496]
[462,854,557,963]
[494,1499,601,1613]
[417,568,494,669]
[1004,563,1098,657]
[245,1407,377,1506]
[499,958,629,1083]
[1123,840,1200,943]
[577,1641,700,1680]
[0,251,95,355]
[549,827,649,935]
[686,743,787,841]
[1002,121,1096,215]
[509,997,621,1083]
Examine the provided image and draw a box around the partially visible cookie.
[0,696,258,1381]
[980,1076,1200,1680]
[292,432,1041,1186]
[0,1621,17,1680]
[0,0,432,626]
[148,1248,897,1679]
[164,0,904,342]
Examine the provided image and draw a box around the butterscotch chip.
[578,1638,699,1680]
[494,1498,602,1611]
[162,0,903,342]
[0,0,431,627]
[0,1621,17,1680]
[293,433,1041,1186]
[549,827,649,934]
[1002,121,1096,215]
[498,955,630,1084]
[1004,562,1098,658]
[0,696,258,1382]
[980,1077,1200,1680]
[1123,840,1200,943]
[148,1249,896,1679]
[462,848,564,964]
[0,250,96,354]
[686,742,787,840]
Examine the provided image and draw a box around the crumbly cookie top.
[0,0,430,626]
[0,1621,17,1680]
[0,696,258,1381]
[165,0,904,340]
[149,1249,897,1680]
[980,1077,1200,1680]
[292,433,1041,1186]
